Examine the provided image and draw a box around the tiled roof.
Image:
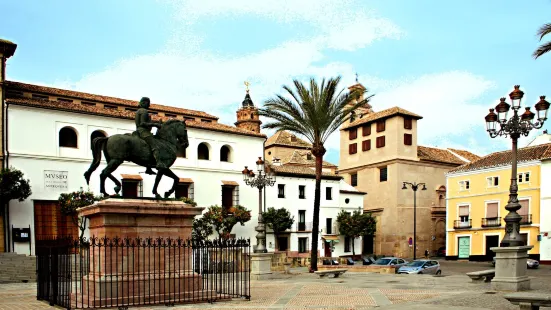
[339,189,367,195]
[343,107,423,130]
[274,150,336,168]
[417,146,473,165]
[447,148,481,162]
[268,164,341,180]
[7,97,266,138]
[178,178,194,183]
[265,131,311,149]
[449,143,551,173]
[5,81,218,120]
[120,174,142,180]
[221,181,239,186]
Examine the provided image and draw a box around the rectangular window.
[404,117,412,129]
[376,120,385,132]
[351,173,358,186]
[349,128,357,140]
[379,166,388,182]
[82,101,96,107]
[326,218,332,234]
[486,202,498,218]
[459,205,469,224]
[518,172,531,183]
[221,186,235,211]
[122,180,140,198]
[459,180,470,191]
[175,183,189,199]
[518,199,529,216]
[104,104,117,110]
[344,236,351,252]
[299,185,306,199]
[376,136,385,148]
[298,210,306,231]
[486,176,499,187]
[326,187,333,200]
[278,184,285,198]
[362,124,371,136]
[362,140,371,151]
[298,237,308,253]
[404,133,412,146]
[349,143,357,154]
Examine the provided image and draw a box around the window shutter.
[404,117,412,129]
[376,136,385,148]
[459,205,469,216]
[349,128,357,140]
[362,140,371,151]
[376,120,386,132]
[362,125,371,136]
[486,203,498,218]
[404,134,412,145]
[518,199,529,215]
[349,143,357,154]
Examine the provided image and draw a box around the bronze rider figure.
[135,97,164,175]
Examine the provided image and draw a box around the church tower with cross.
[235,81,262,133]
[343,73,373,127]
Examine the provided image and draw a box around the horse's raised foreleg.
[162,168,180,198]
[152,169,165,200]
[107,175,122,195]
[100,159,123,197]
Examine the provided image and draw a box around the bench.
[504,292,551,310]
[466,270,495,283]
[346,258,355,265]
[314,269,348,278]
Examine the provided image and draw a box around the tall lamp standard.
[242,157,276,253]
[402,182,427,260]
[485,86,549,247]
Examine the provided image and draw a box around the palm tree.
[259,77,373,271]
[534,23,551,59]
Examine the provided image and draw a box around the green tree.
[0,167,32,216]
[191,216,213,241]
[534,23,551,58]
[259,77,372,271]
[262,207,294,249]
[201,205,252,239]
[336,209,376,256]
[58,188,101,241]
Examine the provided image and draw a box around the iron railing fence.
[36,236,251,309]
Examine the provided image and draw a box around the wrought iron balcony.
[454,219,472,229]
[481,217,501,227]
[323,225,339,235]
[296,222,313,231]
[520,214,532,225]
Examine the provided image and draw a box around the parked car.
[397,260,442,275]
[492,257,539,269]
[437,247,446,257]
[373,257,408,271]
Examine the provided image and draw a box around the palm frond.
[534,41,551,59]
[537,23,551,41]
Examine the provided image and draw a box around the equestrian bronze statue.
[84,97,189,199]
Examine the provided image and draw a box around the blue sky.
[2,0,551,164]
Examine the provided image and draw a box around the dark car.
[437,247,446,257]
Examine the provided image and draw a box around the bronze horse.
[84,119,189,198]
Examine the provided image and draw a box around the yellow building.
[446,143,551,261]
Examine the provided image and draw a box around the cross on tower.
[355,72,359,83]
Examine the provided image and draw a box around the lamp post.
[402,182,427,260]
[484,86,549,246]
[242,157,276,253]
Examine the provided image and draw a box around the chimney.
[0,39,17,82]
[272,158,282,166]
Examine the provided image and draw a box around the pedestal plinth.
[491,246,533,291]
[250,253,273,280]
[75,198,206,307]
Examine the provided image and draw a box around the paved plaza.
[1,261,550,310]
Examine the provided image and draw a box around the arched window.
[250,113,254,119]
[90,130,107,149]
[59,127,78,148]
[198,143,210,160]
[220,145,232,162]
[350,111,356,122]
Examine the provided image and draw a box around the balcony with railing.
[296,222,313,232]
[322,225,339,235]
[481,217,501,227]
[520,214,532,225]
[454,219,472,229]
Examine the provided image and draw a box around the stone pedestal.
[491,245,533,291]
[250,253,273,280]
[75,198,206,307]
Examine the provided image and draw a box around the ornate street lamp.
[484,86,549,247]
[242,157,276,253]
[402,182,427,260]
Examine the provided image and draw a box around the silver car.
[397,260,442,275]
[373,257,408,271]
[492,257,539,269]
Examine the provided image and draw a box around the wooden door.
[34,201,78,241]
[324,241,332,257]
[222,186,234,210]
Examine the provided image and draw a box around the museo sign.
[44,170,68,191]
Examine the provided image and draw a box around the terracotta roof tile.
[339,189,367,195]
[447,148,481,162]
[266,131,311,149]
[268,164,341,180]
[7,97,266,138]
[343,107,423,130]
[449,143,551,173]
[221,181,239,186]
[178,178,194,183]
[417,146,469,165]
[5,80,217,120]
[120,174,143,180]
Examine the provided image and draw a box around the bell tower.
[235,81,262,133]
[343,73,373,127]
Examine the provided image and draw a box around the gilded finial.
[244,81,250,93]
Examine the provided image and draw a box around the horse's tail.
[84,137,108,185]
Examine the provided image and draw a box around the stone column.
[491,245,533,291]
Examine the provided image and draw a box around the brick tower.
[235,82,261,133]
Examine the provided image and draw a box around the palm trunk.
[310,153,323,272]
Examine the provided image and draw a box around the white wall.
[540,160,551,262]
[7,105,265,254]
